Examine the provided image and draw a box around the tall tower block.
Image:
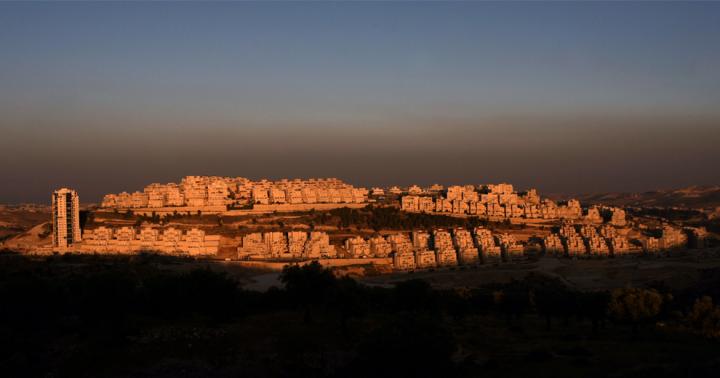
[52,188,81,248]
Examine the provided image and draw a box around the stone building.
[608,236,631,256]
[474,227,501,263]
[496,233,524,262]
[484,183,514,195]
[558,222,586,257]
[577,225,614,256]
[393,250,416,270]
[586,233,610,256]
[599,225,617,239]
[131,192,149,208]
[557,199,583,219]
[585,206,603,223]
[433,229,458,267]
[182,176,209,207]
[345,236,371,258]
[408,185,423,195]
[238,233,267,259]
[369,236,392,257]
[415,249,437,268]
[264,232,289,258]
[401,196,420,212]
[287,231,308,257]
[387,233,414,256]
[565,235,586,258]
[412,230,431,250]
[602,207,627,226]
[269,188,287,204]
[453,228,479,265]
[252,188,270,205]
[305,232,336,258]
[302,187,318,204]
[659,225,687,250]
[543,233,564,256]
[642,237,661,254]
[580,225,598,239]
[560,222,578,238]
[145,184,166,208]
[387,233,417,270]
[519,189,540,204]
[207,180,229,206]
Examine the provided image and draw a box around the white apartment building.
[52,188,81,248]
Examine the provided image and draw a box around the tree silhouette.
[687,296,720,339]
[608,287,663,334]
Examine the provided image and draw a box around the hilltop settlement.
[2,176,717,272]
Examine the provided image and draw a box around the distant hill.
[568,186,720,210]
[0,205,51,245]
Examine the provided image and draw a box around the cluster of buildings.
[370,184,445,197]
[100,176,369,211]
[343,227,525,270]
[401,183,626,224]
[543,223,632,257]
[543,222,708,257]
[237,231,337,260]
[101,176,235,209]
[640,225,696,253]
[49,185,711,265]
[78,226,220,256]
[50,187,220,255]
[249,178,367,205]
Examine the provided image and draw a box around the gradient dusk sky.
[1,1,719,203]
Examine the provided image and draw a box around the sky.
[1,1,719,203]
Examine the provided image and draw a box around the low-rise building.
[496,233,524,262]
[543,233,564,256]
[433,229,458,267]
[585,206,603,223]
[393,250,416,270]
[453,228,479,265]
[415,249,437,268]
[369,236,392,257]
[608,236,631,256]
[305,232,336,258]
[474,227,501,263]
[345,236,371,258]
[265,232,289,258]
[642,237,661,254]
[565,235,586,258]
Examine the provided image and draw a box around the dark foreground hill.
[2,252,720,378]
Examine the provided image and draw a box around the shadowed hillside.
[2,253,720,377]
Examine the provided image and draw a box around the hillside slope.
[573,186,720,210]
